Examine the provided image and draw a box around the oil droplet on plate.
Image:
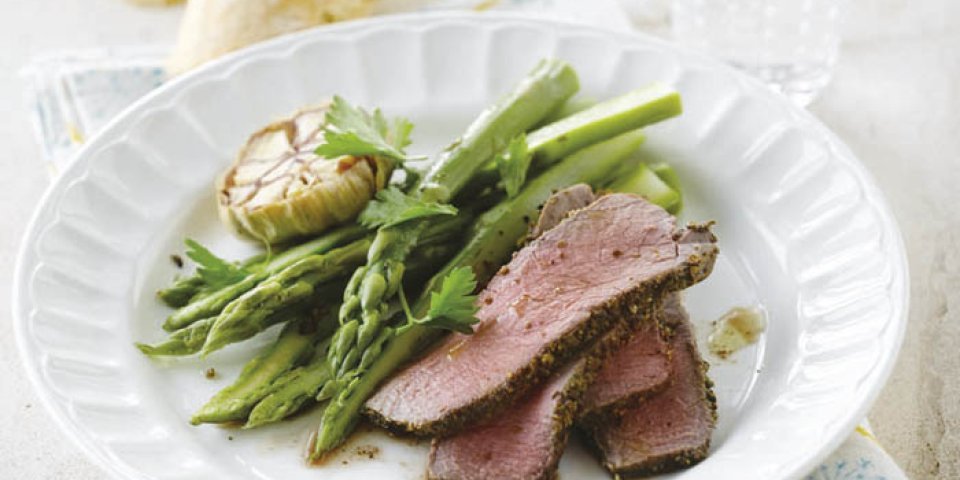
[708,306,766,360]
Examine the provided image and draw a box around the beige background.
[0,0,956,478]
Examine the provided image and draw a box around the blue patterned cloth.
[22,47,167,173]
[20,1,909,478]
[806,425,906,480]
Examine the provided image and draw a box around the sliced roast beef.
[364,193,718,436]
[427,357,588,480]
[529,183,596,238]
[425,186,636,480]
[426,306,648,480]
[583,295,717,476]
[535,185,674,422]
[578,305,672,423]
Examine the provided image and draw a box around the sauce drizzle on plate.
[708,306,766,360]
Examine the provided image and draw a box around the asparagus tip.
[242,415,273,429]
[190,407,218,425]
[134,343,156,356]
[199,337,224,358]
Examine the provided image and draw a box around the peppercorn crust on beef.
[363,194,718,437]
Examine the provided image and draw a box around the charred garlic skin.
[218,104,390,245]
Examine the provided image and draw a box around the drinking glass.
[671,0,846,106]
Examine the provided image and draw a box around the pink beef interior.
[588,301,715,473]
[581,312,671,416]
[366,194,683,430]
[427,360,582,480]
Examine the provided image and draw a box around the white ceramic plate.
[14,13,907,480]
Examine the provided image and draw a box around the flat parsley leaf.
[495,134,532,198]
[183,239,248,288]
[424,267,480,333]
[314,96,413,161]
[397,266,480,335]
[358,187,457,229]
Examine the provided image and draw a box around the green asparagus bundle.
[191,306,340,425]
[145,234,367,358]
[142,219,466,358]
[163,224,368,331]
[452,83,681,205]
[200,238,372,356]
[139,282,344,358]
[244,350,332,428]
[325,59,581,390]
[234,258,458,429]
[188,244,455,427]
[198,215,468,355]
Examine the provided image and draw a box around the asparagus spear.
[163,224,368,331]
[526,82,681,166]
[136,316,215,356]
[157,252,269,308]
[244,353,332,428]
[143,280,348,357]
[537,96,597,127]
[138,297,322,357]
[455,84,681,203]
[156,276,206,309]
[650,161,684,212]
[312,129,649,457]
[201,238,372,356]
[243,295,407,429]
[610,162,683,214]
[191,307,340,425]
[415,59,580,202]
[650,161,681,191]
[328,60,580,381]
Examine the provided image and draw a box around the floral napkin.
[20,1,908,478]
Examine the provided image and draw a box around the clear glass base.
[730,61,834,107]
[670,0,846,108]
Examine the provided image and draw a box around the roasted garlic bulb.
[218,104,389,244]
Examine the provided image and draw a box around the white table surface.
[0,0,956,478]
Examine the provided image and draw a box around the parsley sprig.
[183,239,249,289]
[314,96,414,161]
[396,266,480,335]
[358,186,458,229]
